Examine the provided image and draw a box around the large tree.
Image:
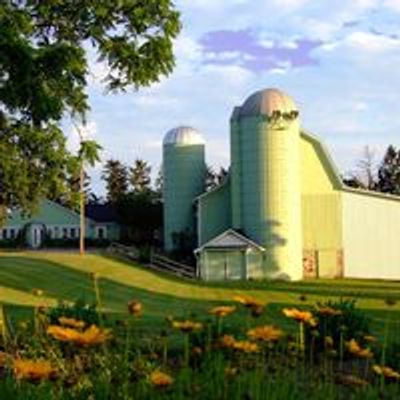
[102,159,129,203]
[0,0,181,223]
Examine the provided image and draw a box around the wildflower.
[209,306,236,317]
[282,308,317,327]
[32,288,43,297]
[225,367,238,377]
[317,306,342,316]
[247,325,284,342]
[364,335,377,344]
[58,317,85,329]
[346,339,373,359]
[128,300,142,317]
[149,370,173,388]
[13,359,56,382]
[336,374,369,387]
[220,335,258,353]
[172,320,203,333]
[372,365,400,380]
[233,295,263,309]
[47,324,111,346]
[324,336,334,348]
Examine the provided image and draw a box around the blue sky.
[67,0,400,195]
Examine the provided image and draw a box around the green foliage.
[102,159,129,203]
[129,159,152,194]
[0,0,181,219]
[47,299,100,326]
[376,145,400,195]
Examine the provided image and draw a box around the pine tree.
[102,159,129,204]
[376,145,400,195]
[130,159,152,194]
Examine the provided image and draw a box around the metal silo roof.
[238,88,298,118]
[163,126,205,146]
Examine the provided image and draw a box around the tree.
[102,159,129,204]
[130,159,152,193]
[376,145,400,195]
[344,146,377,190]
[154,166,163,200]
[0,1,181,223]
[77,138,102,255]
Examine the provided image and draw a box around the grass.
[0,250,400,339]
[1,251,400,399]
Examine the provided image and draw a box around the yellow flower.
[47,324,111,346]
[364,335,377,344]
[149,370,173,388]
[233,295,263,308]
[128,300,142,317]
[324,336,334,348]
[317,307,342,316]
[58,317,85,329]
[13,359,56,382]
[172,320,203,333]
[220,335,258,353]
[282,308,317,327]
[346,339,373,359]
[209,306,236,317]
[247,325,284,342]
[373,365,400,379]
[336,374,369,387]
[32,288,43,297]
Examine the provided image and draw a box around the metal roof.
[236,88,298,119]
[163,126,205,146]
[195,229,265,253]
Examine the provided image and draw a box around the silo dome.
[239,88,298,118]
[163,126,205,146]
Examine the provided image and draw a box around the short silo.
[231,88,303,280]
[163,126,206,251]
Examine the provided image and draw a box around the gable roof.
[195,229,265,253]
[86,204,119,223]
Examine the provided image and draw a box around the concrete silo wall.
[163,144,205,251]
[237,116,303,280]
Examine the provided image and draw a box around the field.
[0,251,400,399]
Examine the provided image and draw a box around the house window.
[62,228,68,239]
[70,228,76,239]
[3,229,8,240]
[9,228,15,239]
[54,226,59,239]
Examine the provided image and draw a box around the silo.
[163,126,206,251]
[231,88,303,280]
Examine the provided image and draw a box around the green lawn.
[0,251,399,340]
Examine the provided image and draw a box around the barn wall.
[342,191,400,280]
[198,183,231,246]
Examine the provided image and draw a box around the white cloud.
[346,31,400,51]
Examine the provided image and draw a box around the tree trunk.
[80,164,85,255]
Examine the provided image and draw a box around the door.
[226,251,245,280]
[31,225,43,249]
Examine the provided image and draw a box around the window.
[10,229,15,239]
[3,229,8,240]
[62,228,68,239]
[70,228,76,239]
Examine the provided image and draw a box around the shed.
[195,229,265,281]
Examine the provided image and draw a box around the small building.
[0,199,120,248]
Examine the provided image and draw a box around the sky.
[67,0,400,195]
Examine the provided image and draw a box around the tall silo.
[231,88,303,280]
[163,126,206,251]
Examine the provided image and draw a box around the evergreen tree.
[376,145,400,195]
[130,159,152,193]
[154,166,164,199]
[102,159,129,203]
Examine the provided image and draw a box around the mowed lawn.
[0,251,400,340]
